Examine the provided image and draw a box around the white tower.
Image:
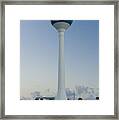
[51,20,73,100]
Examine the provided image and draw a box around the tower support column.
[56,29,66,100]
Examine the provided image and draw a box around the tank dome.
[51,20,73,26]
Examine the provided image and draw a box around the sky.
[20,20,99,98]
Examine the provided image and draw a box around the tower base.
[55,90,67,100]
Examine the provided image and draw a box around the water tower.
[51,20,73,100]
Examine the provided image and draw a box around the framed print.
[0,0,118,119]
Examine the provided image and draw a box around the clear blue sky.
[20,20,99,97]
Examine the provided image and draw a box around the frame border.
[1,0,118,119]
